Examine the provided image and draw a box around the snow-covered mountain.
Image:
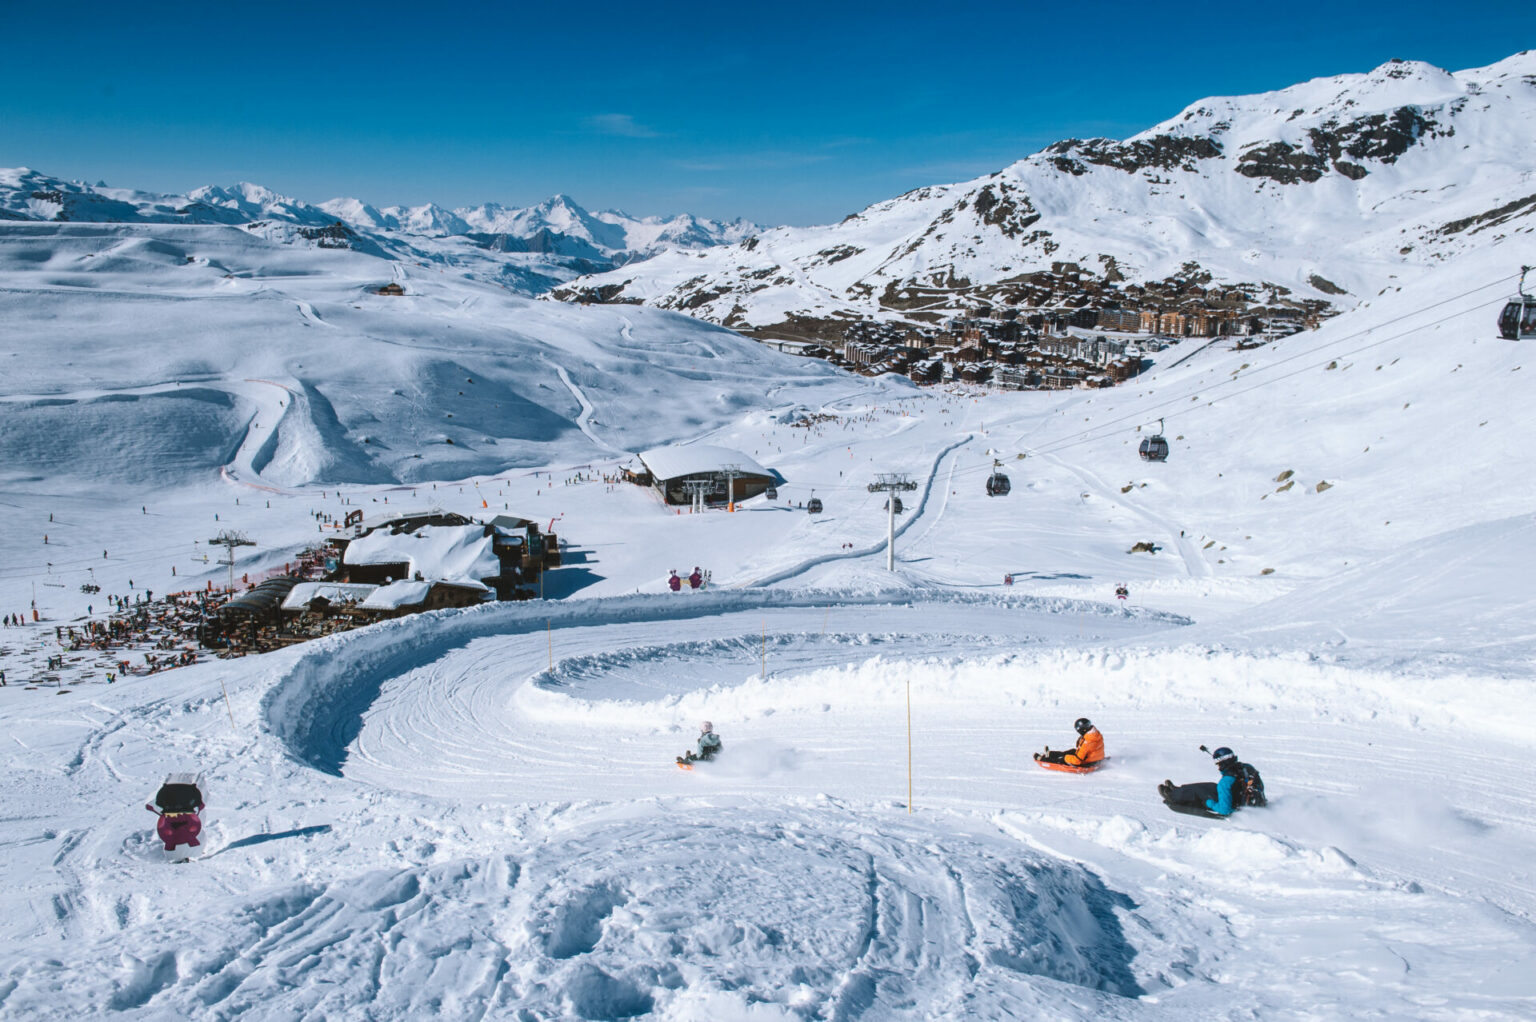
[551,51,1536,337]
[0,168,758,293]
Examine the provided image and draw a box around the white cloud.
[586,113,662,138]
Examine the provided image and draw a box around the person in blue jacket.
[1159,746,1266,816]
[1205,746,1244,815]
[679,721,722,764]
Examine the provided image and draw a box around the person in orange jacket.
[1035,718,1105,767]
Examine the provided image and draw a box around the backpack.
[1235,763,1266,808]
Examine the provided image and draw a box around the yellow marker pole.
[220,680,236,729]
[907,677,913,814]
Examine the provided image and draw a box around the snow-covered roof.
[280,582,377,611]
[342,524,500,582]
[637,444,772,482]
[358,580,433,611]
[357,578,489,612]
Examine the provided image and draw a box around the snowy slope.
[552,51,1536,333]
[0,220,858,488]
[2,237,1536,1017]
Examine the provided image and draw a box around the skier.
[1003,573,1014,586]
[667,570,682,592]
[1034,717,1105,768]
[1159,746,1267,817]
[1115,583,1129,600]
[678,721,722,765]
[688,567,703,590]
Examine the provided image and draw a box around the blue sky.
[2,0,1530,225]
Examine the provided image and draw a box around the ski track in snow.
[547,359,621,455]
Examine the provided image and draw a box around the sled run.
[1,579,1533,1019]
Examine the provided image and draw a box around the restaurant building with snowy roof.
[632,444,777,505]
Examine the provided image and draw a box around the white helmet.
[700,720,713,733]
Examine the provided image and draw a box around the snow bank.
[260,589,1187,775]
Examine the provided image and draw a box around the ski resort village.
[1,23,1535,1021]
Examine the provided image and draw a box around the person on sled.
[1034,717,1104,767]
[679,720,723,764]
[1160,745,1266,816]
[147,774,205,853]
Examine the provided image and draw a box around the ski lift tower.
[867,473,918,572]
[681,478,713,514]
[718,464,743,512]
[207,530,255,592]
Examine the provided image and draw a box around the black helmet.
[1074,717,1093,735]
[1211,746,1236,765]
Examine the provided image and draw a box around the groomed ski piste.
[2,220,1535,1019]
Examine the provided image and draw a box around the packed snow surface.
[4,121,1536,1018]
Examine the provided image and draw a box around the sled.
[1035,757,1108,774]
[1163,801,1229,820]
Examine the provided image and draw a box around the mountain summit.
[550,51,1536,338]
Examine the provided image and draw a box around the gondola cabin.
[986,462,1011,496]
[1499,295,1536,340]
[765,486,778,500]
[1139,419,1170,462]
[806,497,824,514]
[1139,435,1170,462]
[884,497,904,514]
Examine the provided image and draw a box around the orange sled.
[1035,757,1108,774]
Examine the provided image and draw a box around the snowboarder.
[1034,717,1105,768]
[688,567,703,590]
[667,570,682,592]
[677,721,722,765]
[1159,746,1267,818]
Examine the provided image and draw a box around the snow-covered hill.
[551,51,1536,336]
[0,220,855,488]
[0,168,758,294]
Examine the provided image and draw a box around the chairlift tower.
[207,530,255,592]
[681,479,713,514]
[718,464,743,511]
[867,473,918,571]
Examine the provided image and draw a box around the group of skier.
[666,567,708,592]
[1033,717,1266,818]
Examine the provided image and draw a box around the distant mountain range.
[0,171,758,292]
[549,51,1536,339]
